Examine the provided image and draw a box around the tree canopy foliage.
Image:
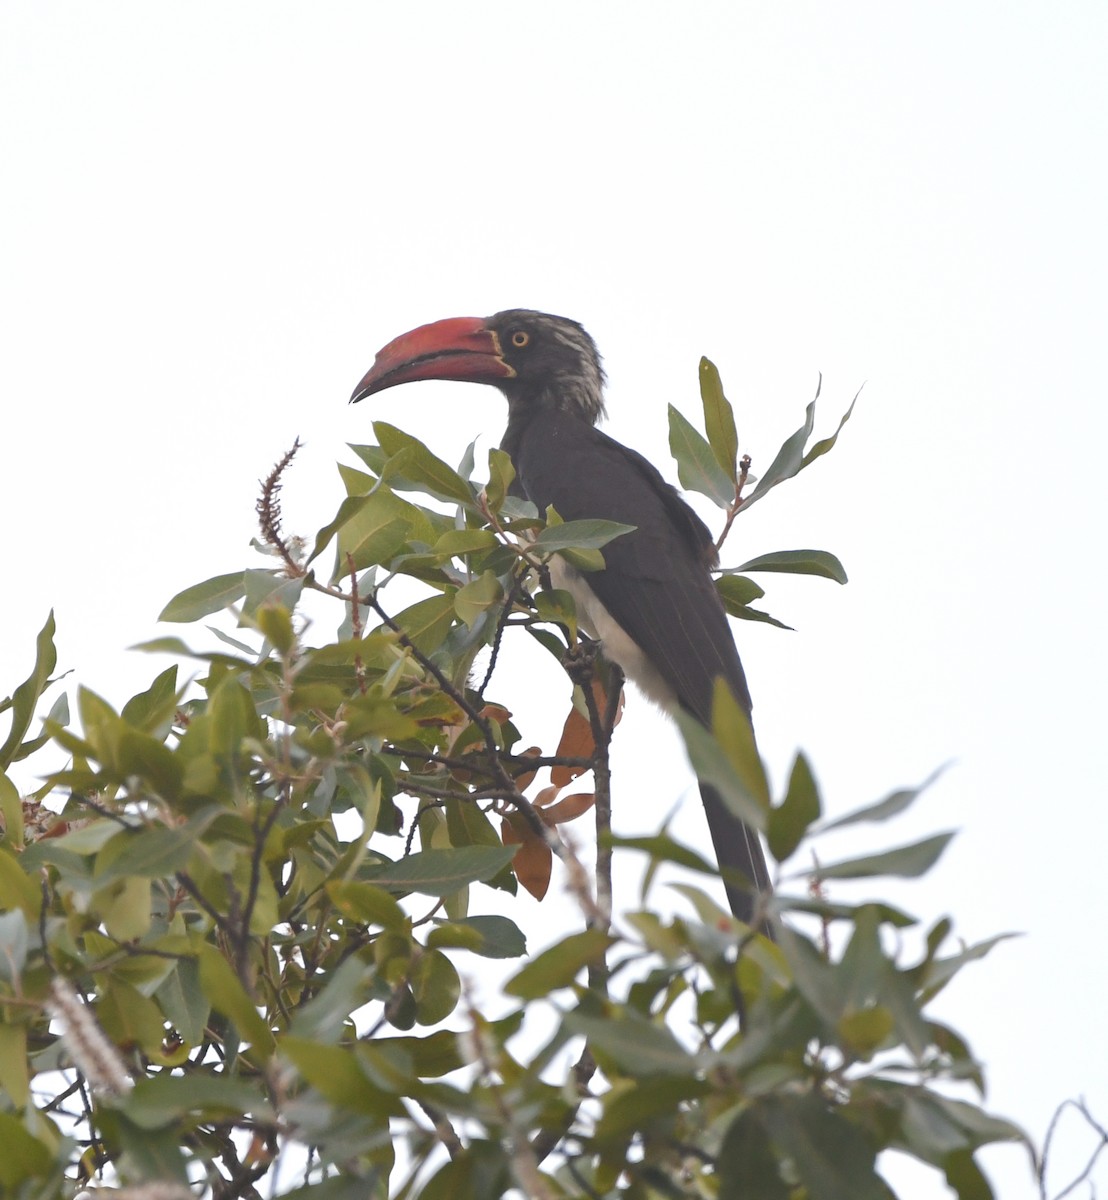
[0,363,1030,1199]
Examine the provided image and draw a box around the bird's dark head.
[350,309,606,423]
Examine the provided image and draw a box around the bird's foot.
[562,636,600,686]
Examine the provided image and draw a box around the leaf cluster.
[0,371,1028,1199]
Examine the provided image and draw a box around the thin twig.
[346,552,368,695]
[478,565,528,697]
[1041,1098,1108,1200]
[532,1045,598,1164]
[415,1098,464,1160]
[714,453,753,555]
[363,589,553,846]
[379,745,594,777]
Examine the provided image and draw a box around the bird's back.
[507,407,752,722]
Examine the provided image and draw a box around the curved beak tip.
[349,316,511,406]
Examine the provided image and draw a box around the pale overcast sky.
[3,4,1106,1196]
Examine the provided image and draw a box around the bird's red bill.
[351,316,515,402]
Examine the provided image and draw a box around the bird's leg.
[561,633,600,685]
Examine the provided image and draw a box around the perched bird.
[352,310,771,927]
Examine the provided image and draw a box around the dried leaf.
[514,746,542,791]
[551,679,616,786]
[500,814,552,900]
[543,792,595,825]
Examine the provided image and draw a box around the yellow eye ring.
[511,330,530,348]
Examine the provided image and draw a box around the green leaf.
[342,694,420,741]
[667,404,735,507]
[0,1022,29,1106]
[609,833,717,875]
[197,943,275,1055]
[9,690,69,762]
[819,765,950,831]
[817,833,954,880]
[121,1073,270,1129]
[334,488,431,580]
[485,447,516,513]
[326,881,408,930]
[595,1076,710,1141]
[943,1149,994,1200]
[558,545,607,572]
[94,809,220,884]
[310,492,371,565]
[741,382,859,512]
[532,519,636,553]
[96,874,152,941]
[366,846,518,897]
[97,979,167,1056]
[159,573,245,622]
[802,385,861,468]
[289,957,377,1042]
[0,846,43,913]
[0,910,29,984]
[0,1111,54,1188]
[533,588,578,642]
[773,923,844,1025]
[379,591,453,658]
[505,928,614,999]
[455,570,504,628]
[116,727,184,797]
[0,611,57,769]
[0,771,22,846]
[374,422,476,507]
[155,957,209,1045]
[718,1108,790,1199]
[207,675,264,758]
[347,444,386,479]
[105,1113,189,1183]
[418,1141,510,1200]
[433,528,498,559]
[761,1092,885,1200]
[282,1037,403,1117]
[412,949,461,1025]
[429,915,527,959]
[563,1010,694,1077]
[676,713,767,834]
[728,604,794,630]
[838,1006,895,1056]
[700,357,739,481]
[241,569,304,621]
[120,665,179,732]
[711,676,770,810]
[768,752,822,862]
[919,933,1019,1002]
[735,548,848,584]
[379,1029,467,1077]
[741,389,819,510]
[716,576,794,629]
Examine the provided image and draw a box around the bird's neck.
[500,391,593,465]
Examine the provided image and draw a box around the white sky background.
[2,3,1107,1196]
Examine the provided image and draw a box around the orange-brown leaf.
[533,783,563,810]
[500,813,552,900]
[543,792,595,826]
[481,703,512,724]
[514,746,543,791]
[551,679,624,786]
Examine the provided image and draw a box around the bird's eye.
[510,330,530,348]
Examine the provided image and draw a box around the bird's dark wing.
[513,410,749,718]
[511,410,771,921]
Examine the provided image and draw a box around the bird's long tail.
[699,781,773,934]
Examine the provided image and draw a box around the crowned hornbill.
[351,310,771,927]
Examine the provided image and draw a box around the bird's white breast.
[548,557,677,712]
